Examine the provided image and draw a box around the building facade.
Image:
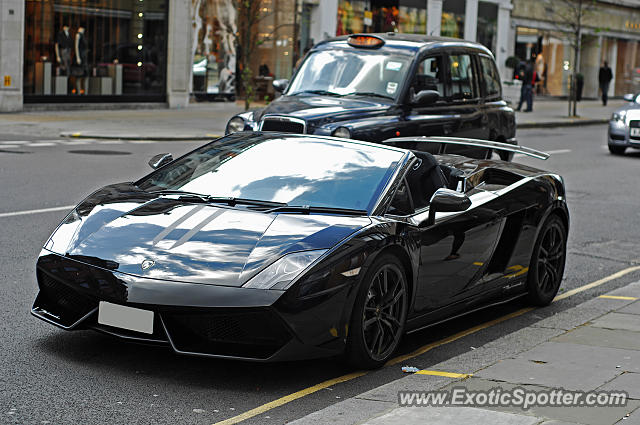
[2,0,640,112]
[510,0,640,98]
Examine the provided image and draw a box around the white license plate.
[630,128,640,137]
[98,301,154,334]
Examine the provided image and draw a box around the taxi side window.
[447,54,478,100]
[479,55,502,98]
[412,56,446,98]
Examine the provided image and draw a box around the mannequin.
[75,26,89,94]
[74,26,89,94]
[55,24,73,76]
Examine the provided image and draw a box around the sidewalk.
[290,281,640,425]
[0,99,624,141]
[515,99,623,129]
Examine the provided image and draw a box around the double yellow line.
[213,265,640,425]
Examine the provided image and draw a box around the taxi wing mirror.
[411,89,440,106]
[149,153,173,169]
[273,79,289,93]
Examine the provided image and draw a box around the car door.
[412,191,504,312]
[402,54,458,140]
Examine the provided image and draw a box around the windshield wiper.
[265,205,368,216]
[289,90,344,97]
[151,190,287,208]
[345,92,395,101]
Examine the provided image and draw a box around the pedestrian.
[516,57,535,112]
[598,61,613,106]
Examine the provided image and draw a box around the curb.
[59,132,221,141]
[59,119,608,141]
[516,118,608,129]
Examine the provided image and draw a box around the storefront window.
[191,0,236,98]
[24,0,167,101]
[337,1,426,36]
[441,0,465,39]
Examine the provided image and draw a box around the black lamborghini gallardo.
[32,133,568,368]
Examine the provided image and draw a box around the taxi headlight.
[226,117,246,134]
[332,127,351,139]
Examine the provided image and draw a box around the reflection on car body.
[32,133,567,368]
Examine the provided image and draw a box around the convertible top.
[382,136,549,160]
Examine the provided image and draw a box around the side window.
[412,56,446,97]
[388,178,414,216]
[480,56,502,98]
[447,54,477,100]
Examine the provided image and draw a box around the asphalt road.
[1,126,639,425]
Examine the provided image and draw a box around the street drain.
[68,149,131,156]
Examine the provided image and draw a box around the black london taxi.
[226,33,516,160]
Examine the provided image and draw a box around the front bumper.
[608,122,640,148]
[32,252,347,361]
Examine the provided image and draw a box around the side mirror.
[273,79,289,93]
[148,153,173,170]
[412,89,440,106]
[421,188,471,227]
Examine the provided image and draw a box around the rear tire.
[526,214,567,306]
[345,255,408,369]
[609,145,626,155]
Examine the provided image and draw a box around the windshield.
[137,135,404,212]
[287,50,411,100]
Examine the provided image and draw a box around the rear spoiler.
[382,136,550,160]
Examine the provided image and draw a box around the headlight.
[332,127,351,139]
[612,111,627,122]
[226,117,246,134]
[242,250,327,290]
[44,208,82,253]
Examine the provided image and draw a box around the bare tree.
[235,0,266,110]
[544,0,596,117]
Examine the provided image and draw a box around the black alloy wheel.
[346,255,408,369]
[608,145,626,155]
[527,214,567,306]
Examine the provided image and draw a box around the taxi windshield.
[287,50,410,100]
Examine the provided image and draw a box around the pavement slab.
[599,373,640,400]
[475,342,640,390]
[426,326,564,376]
[551,327,640,351]
[590,313,640,332]
[531,297,637,331]
[618,302,640,315]
[362,406,541,425]
[439,378,640,425]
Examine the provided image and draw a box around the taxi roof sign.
[347,34,385,48]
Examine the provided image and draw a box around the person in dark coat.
[516,58,535,112]
[598,61,613,106]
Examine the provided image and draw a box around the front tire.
[346,255,408,369]
[526,214,567,306]
[609,145,626,155]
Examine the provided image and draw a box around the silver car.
[608,93,640,155]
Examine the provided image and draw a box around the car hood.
[613,102,640,116]
[45,184,371,287]
[257,94,392,128]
